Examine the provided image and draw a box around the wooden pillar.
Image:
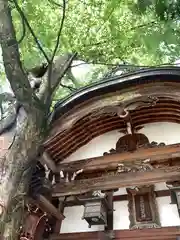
[54,197,65,233]
[105,191,114,231]
[104,191,114,240]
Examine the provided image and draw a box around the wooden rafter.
[52,167,180,197]
[57,143,180,172]
[30,194,65,220]
[44,97,180,162]
[40,151,57,171]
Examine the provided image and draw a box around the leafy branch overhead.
[133,0,180,21]
[0,0,78,115]
[0,0,180,239]
[0,0,180,107]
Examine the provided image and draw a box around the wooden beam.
[57,143,180,172]
[52,168,180,197]
[61,189,170,207]
[41,151,57,172]
[54,197,65,233]
[50,226,180,240]
[36,195,65,220]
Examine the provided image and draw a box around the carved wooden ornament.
[126,185,161,230]
[103,133,165,156]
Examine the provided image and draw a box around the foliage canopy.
[1,0,180,99]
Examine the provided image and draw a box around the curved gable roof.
[51,66,180,122]
[45,67,180,162]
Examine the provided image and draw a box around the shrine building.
[3,66,180,240]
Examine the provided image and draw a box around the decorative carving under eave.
[89,96,159,119]
[116,160,180,174]
[102,131,166,174]
[117,159,153,173]
[77,191,106,202]
[154,164,180,172]
[166,181,180,188]
[127,185,161,230]
[103,133,165,156]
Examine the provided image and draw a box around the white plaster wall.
[61,196,180,233]
[62,130,123,162]
[113,188,127,196]
[113,196,180,230]
[63,122,180,163]
[157,196,180,227]
[60,205,104,233]
[138,122,180,145]
[155,182,168,191]
[61,182,180,232]
[113,183,176,230]
[113,201,129,230]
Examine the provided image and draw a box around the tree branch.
[60,82,76,91]
[47,0,68,8]
[46,0,66,98]
[12,0,50,63]
[66,68,81,88]
[38,53,77,106]
[45,0,66,101]
[17,16,26,44]
[51,0,66,62]
[82,21,157,48]
[0,0,40,111]
[48,0,62,7]
[38,0,77,106]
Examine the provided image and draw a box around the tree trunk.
[0,110,46,240]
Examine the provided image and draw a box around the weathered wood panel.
[53,168,180,197]
[62,190,170,207]
[57,143,180,173]
[50,227,180,240]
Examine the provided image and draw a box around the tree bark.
[0,110,46,240]
[0,0,40,112]
[0,1,76,239]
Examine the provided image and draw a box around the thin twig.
[60,83,76,91]
[51,0,66,62]
[47,0,62,7]
[96,7,115,35]
[47,0,66,95]
[18,18,26,44]
[12,0,50,63]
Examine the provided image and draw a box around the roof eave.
[50,67,180,123]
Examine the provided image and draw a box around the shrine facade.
[2,67,180,240]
